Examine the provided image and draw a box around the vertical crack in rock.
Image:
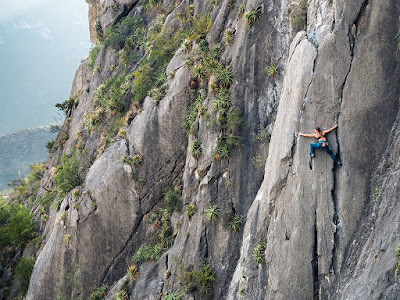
[338,0,369,104]
[99,161,185,283]
[327,0,369,290]
[304,47,318,103]
[330,163,339,278]
[312,210,319,300]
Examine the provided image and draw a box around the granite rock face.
[26,0,400,299]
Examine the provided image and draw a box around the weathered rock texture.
[24,0,400,299]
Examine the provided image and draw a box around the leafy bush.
[46,139,55,153]
[267,64,278,77]
[252,154,266,170]
[64,233,72,243]
[60,212,68,221]
[205,205,221,222]
[210,0,220,8]
[55,95,79,114]
[14,257,35,296]
[181,261,215,294]
[186,203,196,218]
[103,16,145,50]
[164,187,182,213]
[148,84,168,104]
[156,220,174,248]
[121,156,134,166]
[226,108,243,129]
[0,199,37,256]
[212,88,231,112]
[89,284,108,300]
[197,38,209,53]
[252,242,267,264]
[244,7,262,26]
[132,154,143,166]
[143,0,162,10]
[115,288,128,300]
[190,140,202,159]
[88,45,100,68]
[182,93,206,133]
[371,187,381,203]
[193,64,207,79]
[215,65,234,88]
[14,163,45,204]
[290,0,307,34]
[228,213,244,232]
[94,72,133,114]
[54,152,83,196]
[182,39,192,52]
[254,125,271,144]
[73,190,81,199]
[213,135,241,161]
[224,28,235,46]
[84,107,105,131]
[37,191,55,214]
[185,14,213,42]
[95,21,103,41]
[132,243,163,264]
[117,129,126,138]
[164,291,183,300]
[237,4,246,19]
[127,264,139,281]
[131,26,186,103]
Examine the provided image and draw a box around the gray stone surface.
[23,0,400,299]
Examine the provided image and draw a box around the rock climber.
[299,124,342,165]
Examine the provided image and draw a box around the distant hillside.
[0,126,57,190]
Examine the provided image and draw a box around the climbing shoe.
[310,154,315,158]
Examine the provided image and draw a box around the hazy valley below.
[0,126,57,190]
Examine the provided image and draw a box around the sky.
[0,0,90,135]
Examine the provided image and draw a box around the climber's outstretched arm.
[299,133,316,138]
[323,124,338,134]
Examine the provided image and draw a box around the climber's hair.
[315,127,321,132]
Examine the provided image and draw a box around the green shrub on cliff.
[252,241,267,264]
[54,152,83,196]
[14,257,36,296]
[244,7,262,26]
[164,291,183,300]
[290,0,308,35]
[213,135,241,161]
[88,45,100,68]
[228,213,244,232]
[12,163,46,204]
[55,95,79,115]
[103,16,146,50]
[89,284,108,300]
[164,187,182,213]
[94,72,133,114]
[181,261,215,294]
[205,205,221,222]
[132,243,163,264]
[143,0,162,10]
[0,199,38,257]
[190,140,202,159]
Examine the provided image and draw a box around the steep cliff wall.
[24,0,400,299]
